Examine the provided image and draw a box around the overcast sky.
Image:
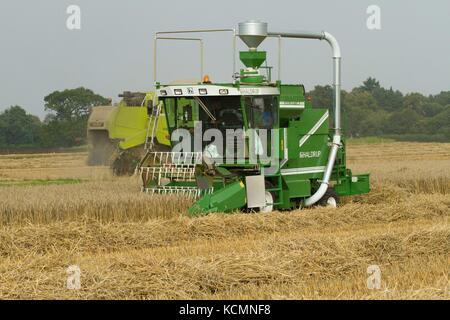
[0,0,449,118]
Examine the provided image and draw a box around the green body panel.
[239,71,265,84]
[334,172,371,196]
[283,178,311,198]
[189,181,247,215]
[279,84,308,123]
[284,109,330,173]
[272,108,331,206]
[289,108,329,134]
[240,51,267,69]
[279,84,305,104]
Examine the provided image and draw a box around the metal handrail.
[153,28,236,85]
[154,37,204,83]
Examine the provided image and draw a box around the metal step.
[264,174,283,208]
[264,173,281,177]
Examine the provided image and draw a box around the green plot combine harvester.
[138,20,370,214]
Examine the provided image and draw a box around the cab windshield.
[244,96,278,129]
[162,96,243,133]
[161,94,278,160]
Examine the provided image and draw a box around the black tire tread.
[318,187,340,207]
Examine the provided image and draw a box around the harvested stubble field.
[0,142,449,299]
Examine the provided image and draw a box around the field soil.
[0,142,448,299]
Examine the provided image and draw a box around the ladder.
[265,174,284,206]
[262,166,284,207]
[144,101,162,150]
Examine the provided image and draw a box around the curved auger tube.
[303,134,341,206]
[267,30,342,206]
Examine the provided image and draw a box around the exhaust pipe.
[266,29,342,206]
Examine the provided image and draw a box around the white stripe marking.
[280,102,305,109]
[298,111,329,148]
[281,166,326,176]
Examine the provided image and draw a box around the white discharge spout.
[267,29,342,206]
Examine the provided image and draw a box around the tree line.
[308,77,449,142]
[0,78,449,149]
[0,88,109,149]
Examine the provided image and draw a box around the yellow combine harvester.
[87,91,170,175]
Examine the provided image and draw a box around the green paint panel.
[283,109,330,175]
[334,173,370,196]
[240,51,267,69]
[189,181,247,215]
[279,85,306,124]
[279,84,305,103]
[286,133,329,172]
[289,108,329,134]
[283,178,311,197]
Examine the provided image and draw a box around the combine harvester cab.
[139,21,370,215]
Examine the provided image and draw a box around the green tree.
[360,77,380,92]
[308,85,338,128]
[431,91,450,106]
[0,106,42,147]
[424,107,450,138]
[342,89,381,137]
[372,87,403,112]
[43,87,109,147]
[308,85,333,110]
[403,93,428,116]
[421,102,444,117]
[44,87,109,121]
[385,109,422,135]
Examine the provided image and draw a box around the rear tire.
[111,143,171,176]
[111,149,142,176]
[318,187,340,208]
